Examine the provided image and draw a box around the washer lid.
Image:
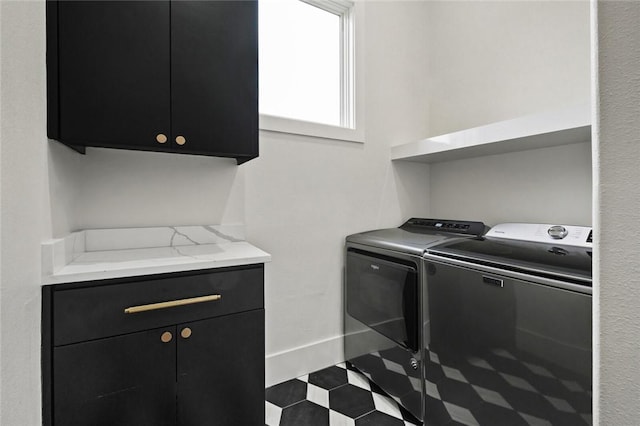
[429,237,592,284]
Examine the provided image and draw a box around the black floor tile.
[308,365,348,390]
[279,400,329,425]
[329,384,375,419]
[265,378,307,408]
[355,410,406,426]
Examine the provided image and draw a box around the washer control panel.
[486,223,593,248]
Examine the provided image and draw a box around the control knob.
[548,225,568,239]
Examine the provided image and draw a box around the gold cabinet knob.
[156,133,168,144]
[175,135,186,146]
[161,331,173,343]
[181,327,192,339]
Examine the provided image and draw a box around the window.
[259,0,363,142]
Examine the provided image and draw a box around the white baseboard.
[265,335,344,387]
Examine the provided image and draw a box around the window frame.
[258,0,364,143]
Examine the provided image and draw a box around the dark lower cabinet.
[42,265,265,426]
[53,327,177,426]
[178,310,265,426]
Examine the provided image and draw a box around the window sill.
[259,114,365,144]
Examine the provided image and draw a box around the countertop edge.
[42,252,272,285]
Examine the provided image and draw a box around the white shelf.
[391,104,591,164]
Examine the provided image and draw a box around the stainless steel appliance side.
[422,253,592,425]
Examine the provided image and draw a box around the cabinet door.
[56,1,170,150]
[171,1,258,160]
[177,309,265,426]
[53,327,177,426]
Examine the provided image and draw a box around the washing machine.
[423,223,592,425]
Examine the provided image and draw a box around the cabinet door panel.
[53,327,176,426]
[171,1,258,159]
[57,1,170,149]
[177,310,265,426]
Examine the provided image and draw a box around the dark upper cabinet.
[47,1,258,164]
[171,2,258,159]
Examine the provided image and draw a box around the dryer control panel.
[401,218,487,237]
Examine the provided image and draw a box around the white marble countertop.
[42,225,271,285]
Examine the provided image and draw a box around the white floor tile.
[372,392,403,419]
[306,383,330,408]
[329,409,356,426]
[265,401,282,426]
[347,369,371,391]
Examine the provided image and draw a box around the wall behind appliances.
[246,0,432,385]
[429,142,592,226]
[425,0,591,137]
[424,0,592,227]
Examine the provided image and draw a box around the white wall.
[426,0,591,137]
[594,1,640,424]
[1,1,48,424]
[0,1,431,422]
[238,0,433,385]
[425,0,592,227]
[58,147,246,233]
[430,142,592,226]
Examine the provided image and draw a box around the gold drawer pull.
[124,294,221,314]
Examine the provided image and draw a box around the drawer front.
[52,265,263,346]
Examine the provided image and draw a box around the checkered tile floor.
[265,362,421,426]
[266,345,591,425]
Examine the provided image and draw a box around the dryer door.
[346,249,419,352]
